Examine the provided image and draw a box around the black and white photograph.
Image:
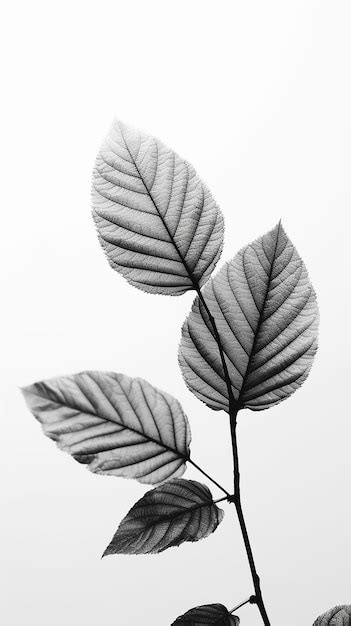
[2,2,351,625]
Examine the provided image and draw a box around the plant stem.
[230,410,270,626]
[187,458,231,497]
[194,285,271,626]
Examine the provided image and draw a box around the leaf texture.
[313,605,351,625]
[21,371,191,484]
[92,121,224,295]
[103,479,224,556]
[179,222,319,412]
[172,603,239,625]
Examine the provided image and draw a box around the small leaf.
[92,120,224,295]
[179,222,319,412]
[103,479,224,556]
[172,603,239,625]
[21,371,191,484]
[313,605,351,625]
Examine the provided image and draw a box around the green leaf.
[172,603,239,625]
[92,121,224,295]
[179,222,319,412]
[103,479,224,556]
[21,371,191,484]
[313,605,351,625]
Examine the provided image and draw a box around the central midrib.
[237,222,282,405]
[120,127,198,288]
[30,389,189,461]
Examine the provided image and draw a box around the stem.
[230,410,270,626]
[193,284,271,626]
[187,458,231,497]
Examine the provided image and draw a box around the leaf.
[21,371,191,484]
[92,120,224,295]
[313,605,351,625]
[179,222,319,412]
[172,603,239,625]
[103,479,224,556]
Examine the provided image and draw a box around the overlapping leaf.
[21,371,191,484]
[92,121,224,295]
[172,603,239,625]
[179,222,319,412]
[313,605,351,625]
[103,479,224,556]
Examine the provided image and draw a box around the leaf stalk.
[213,496,230,505]
[187,458,231,497]
[229,595,256,614]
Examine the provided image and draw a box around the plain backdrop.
[1,2,350,625]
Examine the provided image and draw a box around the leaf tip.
[110,116,123,132]
[273,218,284,233]
[267,219,288,246]
[101,545,112,559]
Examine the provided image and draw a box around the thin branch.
[187,458,231,497]
[229,595,256,614]
[230,411,270,626]
[213,496,230,505]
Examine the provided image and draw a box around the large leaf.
[179,222,319,412]
[172,603,239,625]
[92,121,224,295]
[103,479,224,556]
[313,605,351,625]
[21,371,191,484]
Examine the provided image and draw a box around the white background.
[1,2,350,625]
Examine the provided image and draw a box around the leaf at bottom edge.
[313,604,351,625]
[172,603,239,625]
